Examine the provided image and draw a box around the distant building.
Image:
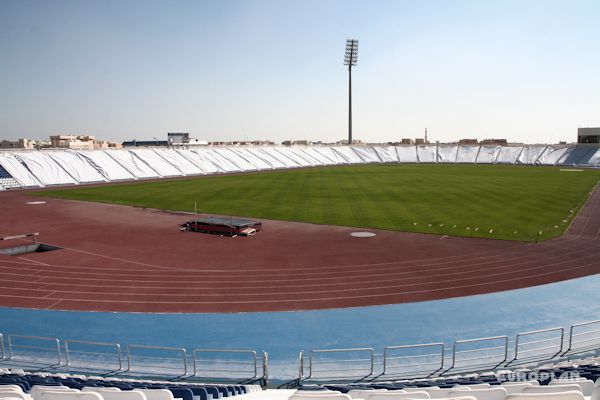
[578,127,600,144]
[0,140,17,149]
[50,135,96,150]
[50,135,120,149]
[336,139,364,145]
[94,140,122,149]
[122,139,168,147]
[50,135,94,150]
[415,138,425,145]
[1,138,43,149]
[480,138,508,145]
[168,132,190,145]
[18,139,37,149]
[459,139,478,145]
[401,138,413,145]
[283,140,312,145]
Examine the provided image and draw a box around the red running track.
[0,186,599,313]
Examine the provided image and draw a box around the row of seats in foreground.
[293,378,600,400]
[0,368,262,400]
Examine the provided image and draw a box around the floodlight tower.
[344,39,358,145]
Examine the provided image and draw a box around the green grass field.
[35,164,600,242]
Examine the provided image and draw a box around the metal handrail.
[449,335,508,372]
[308,348,374,380]
[64,339,123,373]
[383,343,444,376]
[385,352,442,360]
[571,328,600,338]
[454,344,508,354]
[518,337,563,346]
[6,317,600,384]
[566,320,600,354]
[298,350,304,381]
[0,333,4,360]
[262,351,269,387]
[192,348,257,380]
[313,357,374,364]
[513,327,564,362]
[126,344,187,378]
[7,334,62,367]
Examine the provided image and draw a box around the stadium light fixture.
[344,39,358,145]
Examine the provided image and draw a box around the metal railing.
[7,334,62,369]
[262,351,269,386]
[511,327,564,364]
[0,332,267,386]
[4,316,600,386]
[192,349,258,382]
[306,348,374,381]
[565,319,600,355]
[382,343,445,378]
[126,344,187,379]
[298,350,304,381]
[447,335,508,373]
[65,339,122,375]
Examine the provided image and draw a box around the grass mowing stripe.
[34,164,600,242]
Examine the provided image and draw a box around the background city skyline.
[1,0,599,144]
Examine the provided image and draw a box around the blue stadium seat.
[189,387,211,400]
[169,388,194,400]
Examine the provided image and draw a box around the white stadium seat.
[427,389,472,399]
[453,385,491,390]
[506,392,584,400]
[366,391,430,400]
[0,393,28,400]
[429,397,477,400]
[0,386,24,393]
[294,391,342,395]
[498,383,535,395]
[549,379,595,396]
[31,386,80,399]
[289,394,351,400]
[522,384,582,394]
[348,390,388,399]
[447,388,506,400]
[36,392,103,400]
[132,389,175,400]
[94,391,147,400]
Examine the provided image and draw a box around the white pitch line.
[53,245,179,271]
[5,258,599,307]
[17,256,50,266]
[3,247,598,298]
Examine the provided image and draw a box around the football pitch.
[36,164,600,242]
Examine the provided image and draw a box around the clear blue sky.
[1,0,599,144]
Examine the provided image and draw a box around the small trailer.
[180,216,262,237]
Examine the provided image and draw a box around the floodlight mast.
[344,39,358,145]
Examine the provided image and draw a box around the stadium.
[2,142,600,395]
[3,1,600,400]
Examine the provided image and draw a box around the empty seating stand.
[0,165,20,190]
[0,369,261,400]
[302,358,600,400]
[1,144,599,189]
